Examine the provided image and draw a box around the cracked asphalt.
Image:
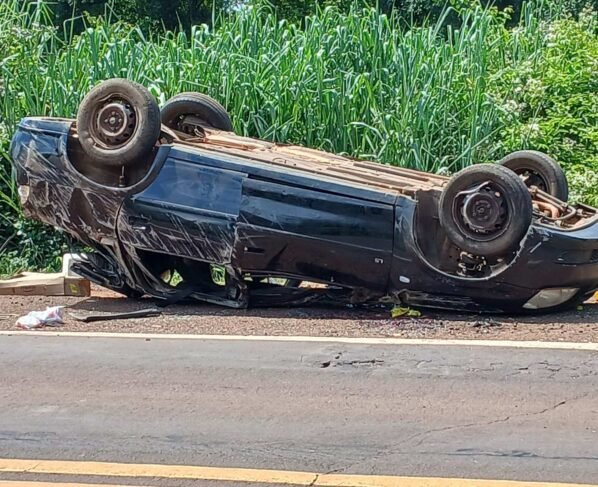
[0,335,597,485]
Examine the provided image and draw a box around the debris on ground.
[1,286,598,341]
[0,272,90,297]
[472,319,502,328]
[69,308,162,323]
[16,306,64,330]
[391,306,422,318]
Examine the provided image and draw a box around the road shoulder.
[0,290,596,342]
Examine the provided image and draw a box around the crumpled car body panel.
[10,117,598,313]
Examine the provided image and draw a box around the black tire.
[498,150,568,201]
[161,92,233,132]
[439,164,533,257]
[77,78,161,168]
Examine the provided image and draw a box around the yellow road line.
[316,477,594,487]
[0,459,595,487]
[0,482,146,487]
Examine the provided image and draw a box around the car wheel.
[161,92,233,133]
[498,150,568,201]
[439,164,533,257]
[76,78,161,168]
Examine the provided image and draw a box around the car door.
[118,155,246,265]
[235,177,395,291]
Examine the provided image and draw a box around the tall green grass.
[0,0,596,272]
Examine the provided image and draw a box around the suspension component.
[457,251,488,277]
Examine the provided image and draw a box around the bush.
[491,5,598,205]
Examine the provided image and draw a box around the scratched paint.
[9,116,598,312]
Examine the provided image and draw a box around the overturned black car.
[10,79,598,313]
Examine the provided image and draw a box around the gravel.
[1,287,597,342]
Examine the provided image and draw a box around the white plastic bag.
[16,306,64,330]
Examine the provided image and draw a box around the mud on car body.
[10,79,598,313]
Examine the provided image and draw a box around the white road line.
[0,330,597,351]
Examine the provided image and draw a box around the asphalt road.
[0,335,597,486]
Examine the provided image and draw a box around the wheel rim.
[453,183,510,243]
[90,97,138,149]
[514,167,548,192]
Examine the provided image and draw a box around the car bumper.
[396,203,598,313]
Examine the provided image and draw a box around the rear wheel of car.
[161,92,233,133]
[498,150,568,201]
[76,78,161,168]
[439,164,533,257]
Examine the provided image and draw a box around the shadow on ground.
[68,294,598,325]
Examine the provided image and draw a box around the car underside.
[10,79,598,313]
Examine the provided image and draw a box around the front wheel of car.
[498,150,569,201]
[161,92,233,133]
[439,164,533,257]
[76,78,162,168]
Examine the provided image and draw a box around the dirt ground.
[1,285,597,342]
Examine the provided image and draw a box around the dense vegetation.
[255,0,596,24]
[52,0,232,32]
[50,0,597,30]
[0,0,596,273]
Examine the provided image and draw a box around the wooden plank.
[0,272,91,297]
